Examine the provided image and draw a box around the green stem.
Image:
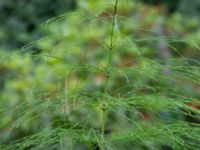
[105,0,119,94]
[100,108,106,150]
[101,1,119,150]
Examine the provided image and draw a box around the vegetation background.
[0,0,200,150]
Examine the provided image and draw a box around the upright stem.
[100,107,106,150]
[100,1,119,150]
[104,0,119,94]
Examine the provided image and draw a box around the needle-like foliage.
[0,0,200,150]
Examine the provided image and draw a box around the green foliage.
[0,0,200,150]
[138,0,200,16]
[138,0,180,12]
[179,0,200,18]
[0,0,76,50]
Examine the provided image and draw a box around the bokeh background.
[0,0,200,149]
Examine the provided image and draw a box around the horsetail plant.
[0,0,200,150]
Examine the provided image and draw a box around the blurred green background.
[0,0,200,149]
